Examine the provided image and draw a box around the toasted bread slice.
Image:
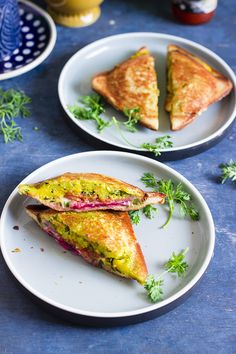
[26,205,148,284]
[165,44,233,130]
[92,47,159,130]
[19,172,165,212]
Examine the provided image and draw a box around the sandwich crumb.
[11,248,21,253]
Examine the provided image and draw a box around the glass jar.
[172,0,218,25]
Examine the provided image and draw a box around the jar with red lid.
[172,0,218,25]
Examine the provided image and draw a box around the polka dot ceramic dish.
[0,0,56,80]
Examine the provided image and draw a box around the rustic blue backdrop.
[0,0,235,353]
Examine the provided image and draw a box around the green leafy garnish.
[0,88,31,143]
[142,205,157,219]
[144,276,164,302]
[140,172,159,189]
[219,160,236,184]
[129,210,140,225]
[144,248,189,303]
[164,247,189,277]
[70,94,173,157]
[69,95,111,132]
[141,172,199,228]
[141,135,173,156]
[129,205,157,225]
[112,116,138,148]
[113,116,173,155]
[123,107,141,132]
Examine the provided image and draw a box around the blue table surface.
[1,0,236,353]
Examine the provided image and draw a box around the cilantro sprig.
[141,135,173,156]
[144,276,164,303]
[123,107,141,132]
[219,160,236,184]
[142,204,158,219]
[141,172,199,228]
[144,248,189,303]
[69,94,173,157]
[129,205,157,225]
[0,88,31,143]
[129,210,140,225]
[69,95,112,132]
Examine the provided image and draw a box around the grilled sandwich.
[26,205,148,284]
[19,173,165,212]
[165,44,233,130]
[92,47,160,130]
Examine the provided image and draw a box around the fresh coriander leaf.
[142,205,157,219]
[141,135,173,156]
[144,248,189,303]
[69,95,172,157]
[141,173,199,227]
[129,210,140,225]
[164,248,189,277]
[144,275,164,303]
[112,116,138,148]
[129,205,157,225]
[81,95,105,115]
[0,88,31,143]
[141,172,159,189]
[69,94,111,133]
[219,160,236,184]
[123,107,141,132]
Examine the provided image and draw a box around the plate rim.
[0,150,215,319]
[58,32,236,154]
[0,0,57,81]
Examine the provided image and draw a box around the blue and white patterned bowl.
[0,0,56,80]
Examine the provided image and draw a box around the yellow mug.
[45,0,104,27]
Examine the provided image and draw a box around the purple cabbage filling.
[69,199,131,210]
[42,223,103,265]
[43,224,76,252]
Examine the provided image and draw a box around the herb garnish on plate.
[144,248,189,302]
[69,94,173,157]
[141,172,199,228]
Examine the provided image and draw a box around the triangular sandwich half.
[92,47,159,130]
[165,44,233,130]
[19,173,165,212]
[26,205,148,284]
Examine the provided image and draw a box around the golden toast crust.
[92,47,159,131]
[26,205,148,284]
[165,45,233,130]
[19,172,165,212]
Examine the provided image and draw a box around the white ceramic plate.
[58,33,236,159]
[0,151,215,324]
[0,0,56,81]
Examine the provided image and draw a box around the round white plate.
[0,151,215,325]
[58,32,236,159]
[0,0,56,81]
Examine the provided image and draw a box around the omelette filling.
[19,179,143,210]
[165,56,173,112]
[41,216,135,278]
